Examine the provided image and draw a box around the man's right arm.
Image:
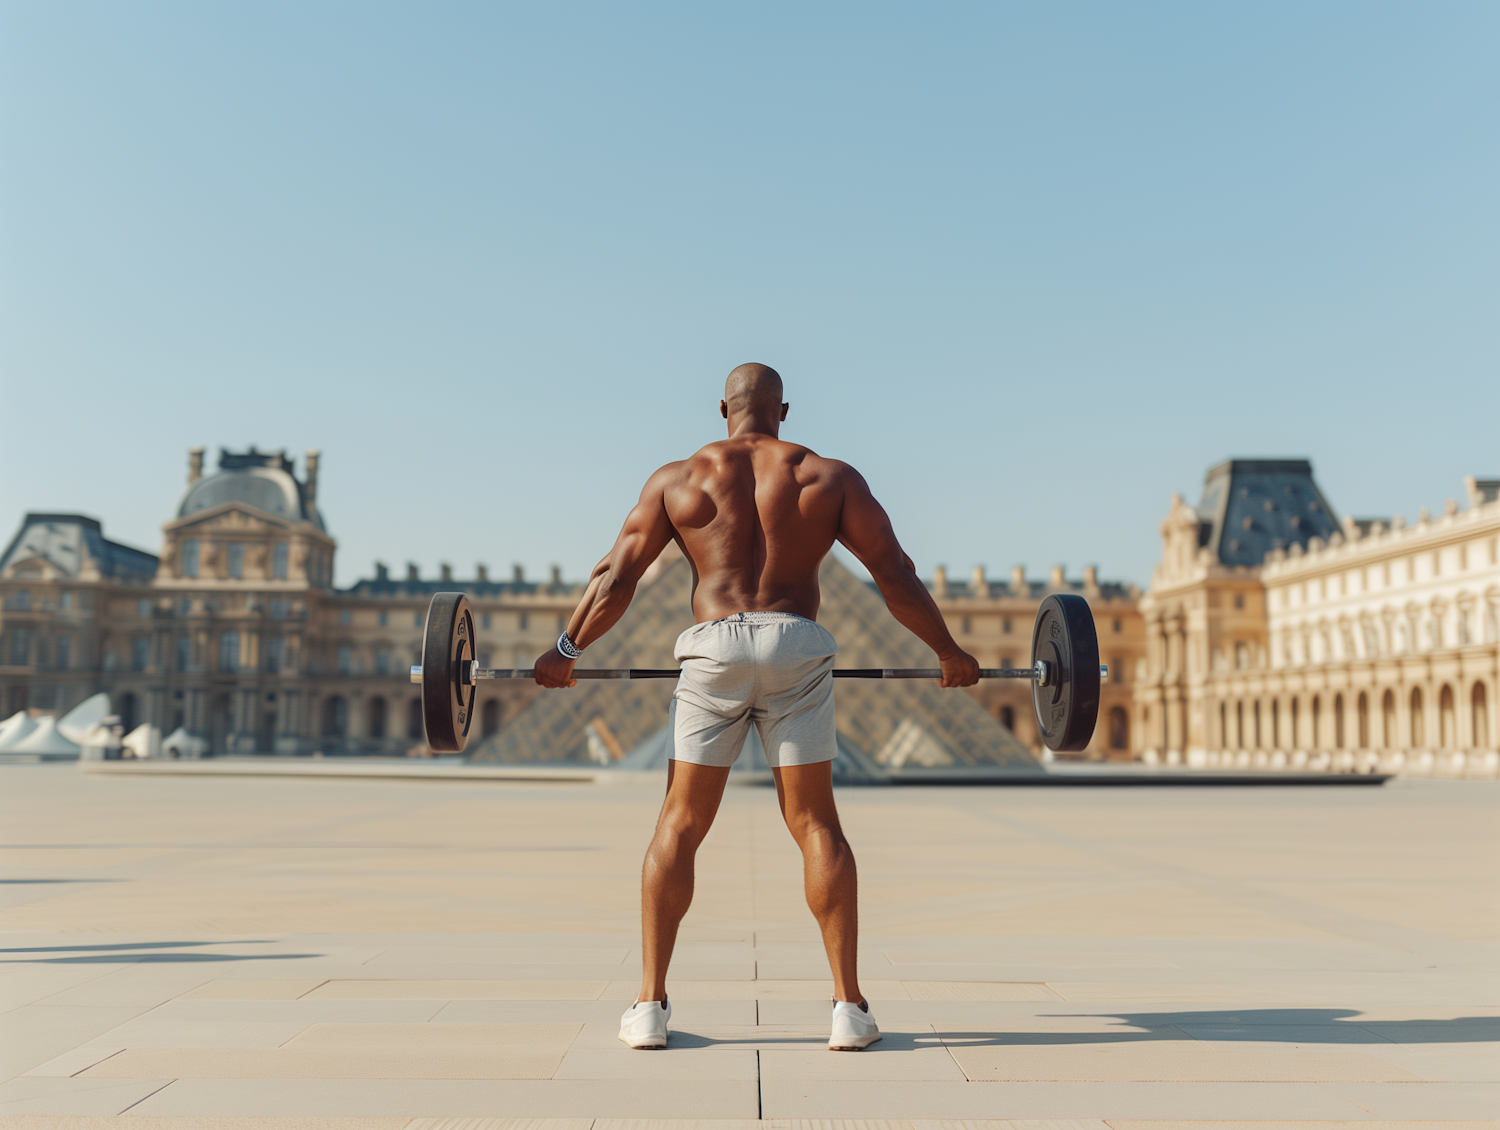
[533,464,680,688]
[833,466,979,688]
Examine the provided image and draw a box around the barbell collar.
[409,661,1106,684]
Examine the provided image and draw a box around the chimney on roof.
[1049,565,1065,589]
[440,563,453,583]
[550,565,562,586]
[407,563,419,581]
[477,563,489,583]
[1467,476,1500,506]
[1011,565,1025,593]
[1083,565,1099,595]
[375,562,389,582]
[513,564,525,583]
[304,450,321,507]
[932,566,948,598]
[188,446,204,484]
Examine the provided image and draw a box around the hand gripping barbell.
[410,592,1105,755]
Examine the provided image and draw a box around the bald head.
[720,363,788,436]
[723,363,784,415]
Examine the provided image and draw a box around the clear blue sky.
[2,2,1495,589]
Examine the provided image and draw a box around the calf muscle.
[639,761,730,1004]
[774,763,863,1005]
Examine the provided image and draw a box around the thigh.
[771,761,844,842]
[658,759,733,841]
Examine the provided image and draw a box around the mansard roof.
[1195,459,1342,568]
[176,447,325,530]
[342,574,577,600]
[0,513,158,580]
[918,577,1136,601]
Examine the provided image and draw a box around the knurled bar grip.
[410,663,1108,684]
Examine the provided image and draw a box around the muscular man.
[534,363,979,1050]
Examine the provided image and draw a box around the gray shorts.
[666,611,838,769]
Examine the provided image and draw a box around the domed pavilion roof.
[176,448,325,530]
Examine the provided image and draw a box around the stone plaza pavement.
[0,764,1496,1130]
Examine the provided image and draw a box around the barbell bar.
[414,591,1104,756]
[409,661,1106,684]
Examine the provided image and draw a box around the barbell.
[409,591,1105,756]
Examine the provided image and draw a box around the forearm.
[871,560,962,660]
[568,566,640,650]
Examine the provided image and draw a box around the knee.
[792,817,850,860]
[654,810,710,856]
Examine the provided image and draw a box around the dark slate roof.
[0,514,158,580]
[914,579,1135,601]
[341,577,581,600]
[1195,459,1341,568]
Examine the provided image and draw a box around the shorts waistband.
[707,611,815,625]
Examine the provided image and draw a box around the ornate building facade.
[1136,461,1499,774]
[0,446,1145,759]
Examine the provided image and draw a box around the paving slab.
[125,1078,761,1118]
[0,765,1495,1124]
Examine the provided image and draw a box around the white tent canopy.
[9,716,81,756]
[57,693,112,744]
[162,727,209,758]
[0,711,40,752]
[122,724,162,760]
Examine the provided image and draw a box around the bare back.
[539,369,973,690]
[662,435,846,622]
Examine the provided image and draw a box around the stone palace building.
[8,446,1489,768]
[1136,460,1499,774]
[0,447,1145,759]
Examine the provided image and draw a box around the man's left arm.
[534,465,679,688]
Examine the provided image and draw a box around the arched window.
[407,697,424,741]
[1382,689,1396,748]
[1474,682,1490,749]
[321,696,348,738]
[1410,687,1424,747]
[1357,691,1369,748]
[368,696,387,739]
[999,705,1015,732]
[1108,706,1129,750]
[1334,693,1345,749]
[1439,685,1455,749]
[1312,695,1322,748]
[482,698,501,737]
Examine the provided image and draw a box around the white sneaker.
[619,998,671,1049]
[829,999,882,1050]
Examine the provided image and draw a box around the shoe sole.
[829,1033,882,1050]
[620,1036,666,1049]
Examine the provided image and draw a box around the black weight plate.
[421,592,476,753]
[1030,593,1101,752]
